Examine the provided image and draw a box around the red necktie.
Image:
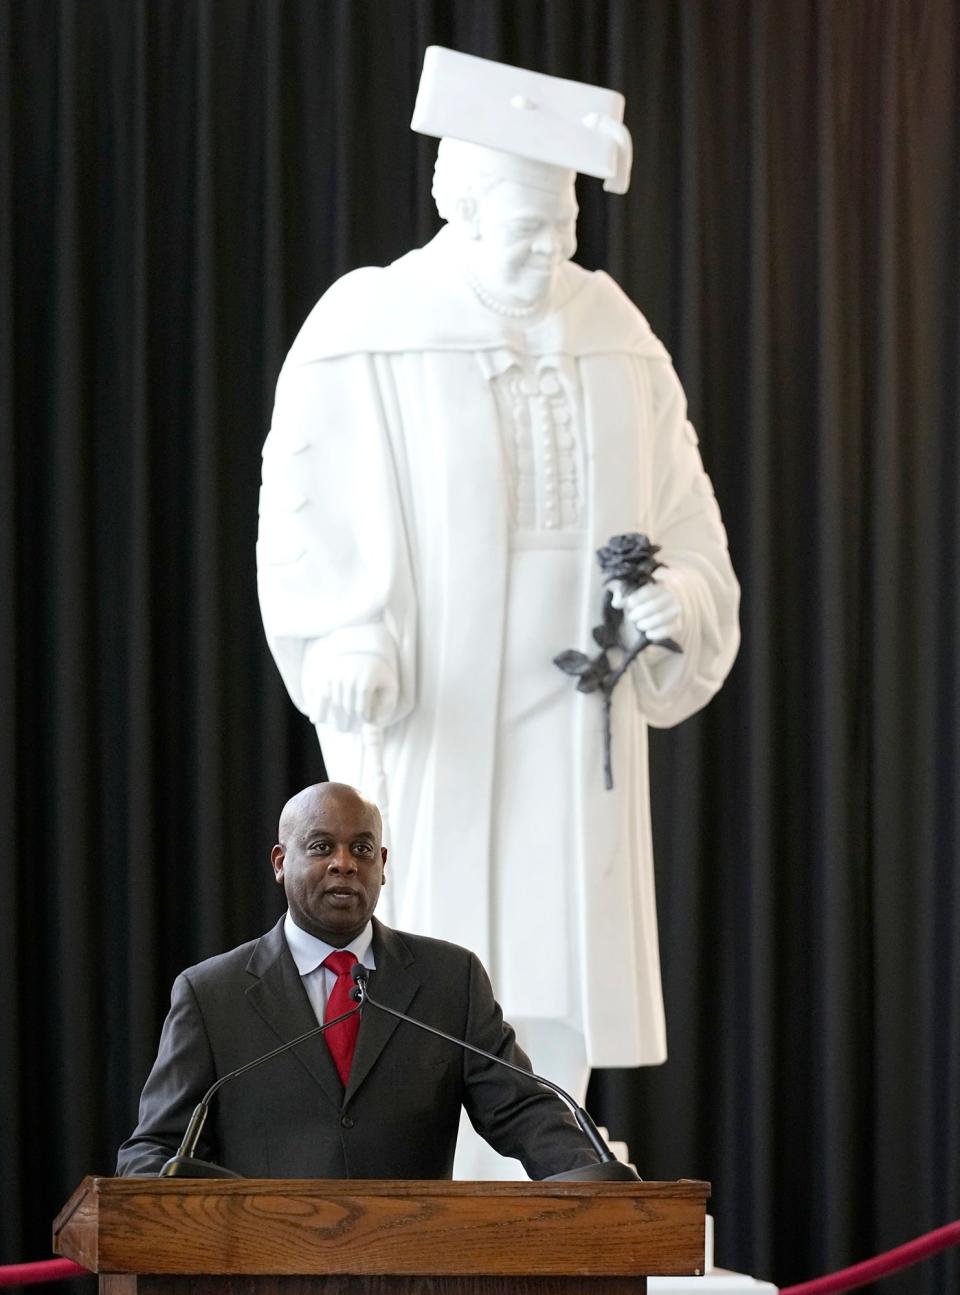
[323,950,360,1086]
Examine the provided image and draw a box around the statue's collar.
[282,230,670,365]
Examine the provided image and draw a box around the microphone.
[159,1002,363,1178]
[349,963,639,1182]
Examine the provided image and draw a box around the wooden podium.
[54,1177,709,1295]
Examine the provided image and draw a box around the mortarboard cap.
[411,47,632,195]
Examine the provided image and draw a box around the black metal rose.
[596,533,664,592]
[554,533,682,789]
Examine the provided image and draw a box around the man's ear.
[380,845,388,882]
[270,844,285,884]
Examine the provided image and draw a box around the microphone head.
[350,962,369,1001]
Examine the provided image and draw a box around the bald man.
[116,783,599,1179]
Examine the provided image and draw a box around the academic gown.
[257,229,740,1066]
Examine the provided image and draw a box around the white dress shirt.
[283,911,376,1025]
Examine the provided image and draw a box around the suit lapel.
[345,919,421,1102]
[244,917,344,1111]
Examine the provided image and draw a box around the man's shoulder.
[177,921,284,989]
[375,920,479,970]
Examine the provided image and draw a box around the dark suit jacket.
[116,916,598,1179]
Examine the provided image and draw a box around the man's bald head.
[272,783,387,945]
[278,782,383,849]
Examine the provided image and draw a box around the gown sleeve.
[628,354,741,727]
[257,350,417,725]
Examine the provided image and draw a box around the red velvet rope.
[0,1259,88,1286]
[781,1218,960,1294]
[3,1221,958,1291]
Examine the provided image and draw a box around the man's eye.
[353,842,373,855]
[308,841,331,853]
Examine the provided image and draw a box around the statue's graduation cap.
[411,47,633,194]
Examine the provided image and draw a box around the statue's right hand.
[302,645,399,731]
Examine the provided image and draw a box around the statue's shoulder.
[281,245,448,367]
[565,268,672,362]
[321,256,420,311]
[282,263,397,364]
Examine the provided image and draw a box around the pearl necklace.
[465,272,542,319]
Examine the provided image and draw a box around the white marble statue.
[257,49,740,1176]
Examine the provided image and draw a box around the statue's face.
[464,178,578,310]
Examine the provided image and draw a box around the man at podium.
[116,782,601,1180]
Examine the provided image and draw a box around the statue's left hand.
[612,572,685,648]
[301,635,400,731]
[319,653,399,728]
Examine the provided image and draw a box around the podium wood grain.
[55,1177,710,1295]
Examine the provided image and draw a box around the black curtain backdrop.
[2,3,958,1291]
